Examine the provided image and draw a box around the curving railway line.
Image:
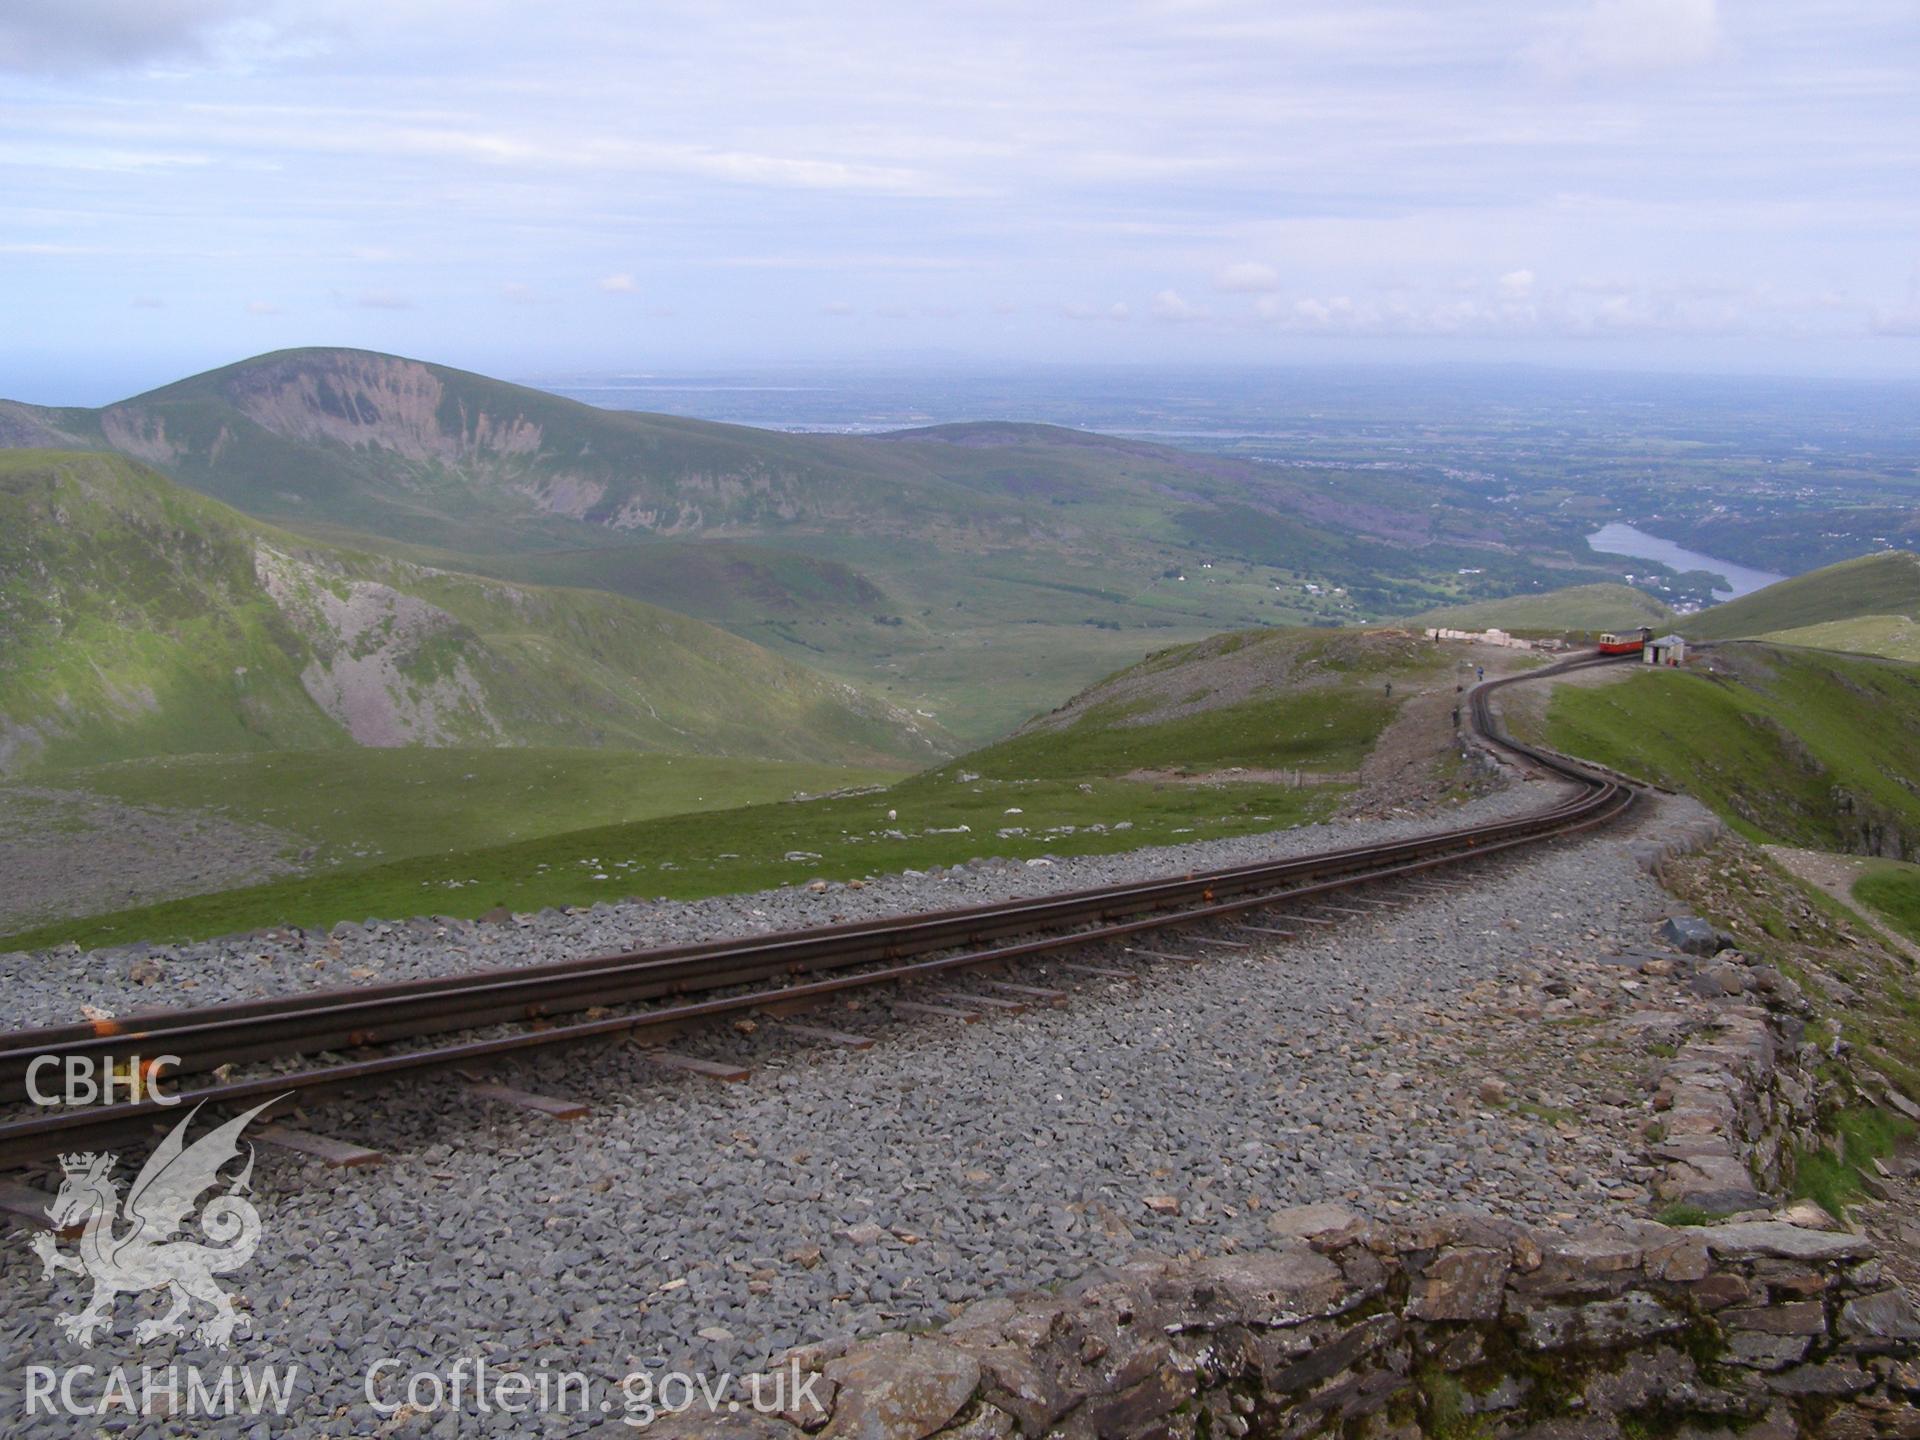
[0,651,1636,1171]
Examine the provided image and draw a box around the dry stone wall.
[664,1209,1917,1440]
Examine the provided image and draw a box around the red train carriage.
[1596,625,1653,656]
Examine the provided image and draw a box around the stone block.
[1720,1301,1828,1335]
[1685,1273,1754,1310]
[824,1336,983,1440]
[953,1346,1076,1434]
[1661,916,1726,956]
[1262,1314,1400,1397]
[1157,1247,1349,1332]
[1699,1222,1873,1263]
[1840,1289,1920,1346]
[930,1404,1013,1440]
[1518,1292,1690,1351]
[1725,1332,1813,1371]
[1264,1203,1367,1249]
[1080,1364,1192,1440]
[1408,1247,1509,1322]
[1762,1360,1875,1397]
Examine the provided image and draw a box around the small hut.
[1644,634,1687,666]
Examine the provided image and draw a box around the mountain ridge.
[0,346,1740,742]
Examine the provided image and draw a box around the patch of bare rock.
[0,784,303,933]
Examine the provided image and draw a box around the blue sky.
[3,0,1917,401]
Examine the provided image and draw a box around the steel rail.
[0,651,1634,1167]
[0,781,1606,1089]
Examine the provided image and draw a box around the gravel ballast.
[0,785,1723,1437]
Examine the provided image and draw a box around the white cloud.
[1,0,1913,376]
[0,242,113,255]
[1214,261,1280,293]
[1874,308,1920,337]
[1534,0,1721,77]
[1151,288,1206,322]
[500,282,552,305]
[820,300,855,316]
[391,126,956,198]
[356,289,412,310]
[244,299,281,315]
[1272,295,1357,327]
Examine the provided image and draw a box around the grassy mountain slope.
[1681,551,1920,641]
[1761,615,1920,662]
[0,348,1660,742]
[986,625,1442,777]
[1856,863,1920,945]
[1,624,1428,950]
[0,450,348,769]
[21,749,888,874]
[1537,643,1920,859]
[1412,583,1673,633]
[0,450,942,773]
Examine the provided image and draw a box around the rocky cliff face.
[253,544,505,747]
[209,350,546,466]
[82,347,829,533]
[1829,787,1914,863]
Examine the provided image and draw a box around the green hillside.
[1856,864,1920,945]
[21,749,886,871]
[0,348,1660,742]
[1537,643,1920,859]
[1761,614,1920,663]
[0,450,941,773]
[1412,583,1673,633]
[1,624,1423,950]
[1682,551,1920,641]
[0,450,349,769]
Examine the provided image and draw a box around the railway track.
[0,651,1636,1173]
